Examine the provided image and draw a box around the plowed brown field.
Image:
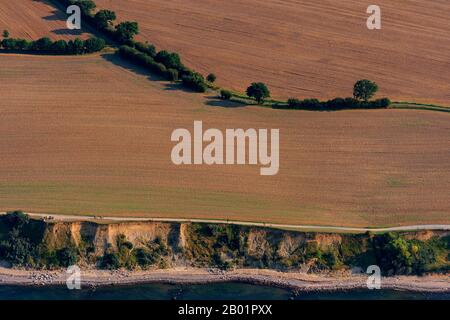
[0,0,91,40]
[0,53,449,227]
[95,0,450,105]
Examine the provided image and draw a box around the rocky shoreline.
[0,267,448,293]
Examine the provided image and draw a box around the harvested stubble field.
[95,0,450,105]
[0,53,449,227]
[0,0,91,40]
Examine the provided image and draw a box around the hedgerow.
[0,36,105,55]
[274,97,391,111]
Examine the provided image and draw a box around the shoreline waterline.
[1,282,449,300]
[1,267,449,293]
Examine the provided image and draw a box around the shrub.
[67,38,85,54]
[94,9,116,30]
[207,73,217,83]
[51,40,68,53]
[135,248,157,267]
[33,37,53,51]
[1,38,17,50]
[177,65,192,78]
[371,233,445,275]
[118,45,137,58]
[326,97,347,109]
[115,21,139,43]
[0,212,38,267]
[3,210,30,228]
[246,82,270,104]
[152,62,167,75]
[15,39,32,50]
[353,79,379,101]
[2,30,9,38]
[134,238,169,269]
[220,89,232,100]
[301,99,321,109]
[165,68,179,81]
[181,72,207,92]
[287,98,322,110]
[0,35,104,55]
[84,37,106,53]
[322,251,340,269]
[284,97,389,110]
[343,97,361,109]
[372,97,391,108]
[101,251,121,269]
[0,229,35,266]
[56,246,78,267]
[134,41,156,57]
[118,45,170,76]
[155,50,182,70]
[77,0,96,16]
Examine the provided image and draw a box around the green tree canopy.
[77,0,96,15]
[353,79,378,101]
[207,73,217,83]
[115,21,139,43]
[155,50,182,70]
[84,37,106,53]
[34,37,53,50]
[246,82,270,104]
[94,9,116,29]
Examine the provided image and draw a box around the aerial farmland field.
[0,52,449,227]
[0,0,449,228]
[0,0,91,40]
[95,0,450,105]
[1,0,450,303]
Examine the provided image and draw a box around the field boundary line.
[1,212,449,233]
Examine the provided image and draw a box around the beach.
[0,267,448,293]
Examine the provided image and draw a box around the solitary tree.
[94,10,116,29]
[353,79,378,101]
[207,73,217,83]
[246,82,270,104]
[115,21,139,43]
[2,30,9,38]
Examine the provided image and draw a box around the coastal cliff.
[0,212,448,276]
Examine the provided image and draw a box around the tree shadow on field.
[100,53,163,82]
[204,96,248,108]
[52,28,85,37]
[42,10,65,22]
[163,82,201,94]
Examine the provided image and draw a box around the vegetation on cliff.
[0,212,448,276]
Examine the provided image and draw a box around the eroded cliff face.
[9,218,449,275]
[42,221,183,256]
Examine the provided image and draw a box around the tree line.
[53,0,212,92]
[274,80,391,110]
[1,31,105,55]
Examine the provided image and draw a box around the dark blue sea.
[0,282,448,300]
